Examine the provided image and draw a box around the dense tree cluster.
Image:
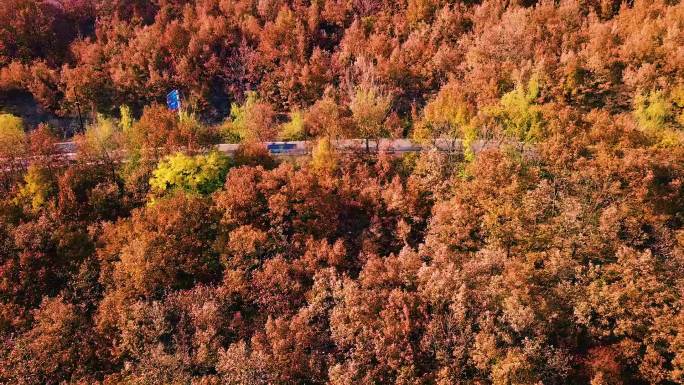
[1,0,684,384]
[0,114,682,384]
[0,0,683,142]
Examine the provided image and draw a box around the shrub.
[233,142,277,169]
[279,110,306,141]
[633,89,684,147]
[78,114,122,159]
[486,76,543,143]
[310,137,338,173]
[349,83,392,140]
[416,83,471,138]
[17,164,54,210]
[304,95,350,139]
[0,113,25,158]
[126,104,181,156]
[119,105,134,132]
[150,151,232,196]
[634,90,671,132]
[413,81,478,158]
[222,92,276,143]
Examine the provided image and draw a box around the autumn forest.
[1,0,684,384]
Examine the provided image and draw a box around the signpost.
[166,89,181,112]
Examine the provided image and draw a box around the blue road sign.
[166,89,181,111]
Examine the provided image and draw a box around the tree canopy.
[1,0,684,384]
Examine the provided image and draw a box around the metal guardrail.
[50,138,516,157]
[2,139,523,172]
[217,139,473,156]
